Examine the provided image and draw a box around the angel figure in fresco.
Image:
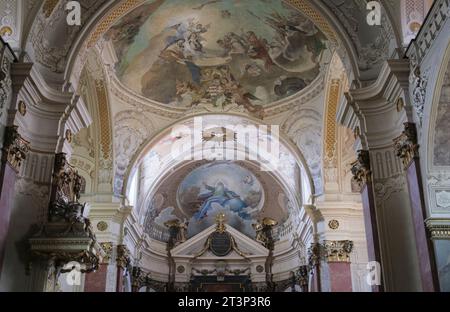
[193,181,249,221]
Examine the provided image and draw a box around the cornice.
[109,67,326,121]
[348,60,410,110]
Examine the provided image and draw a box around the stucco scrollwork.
[114,110,153,195]
[374,174,407,202]
[410,67,429,126]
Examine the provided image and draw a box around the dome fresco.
[177,162,264,238]
[105,0,330,110]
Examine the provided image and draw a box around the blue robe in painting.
[194,182,250,220]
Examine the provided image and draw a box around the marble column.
[324,240,353,292]
[394,122,440,291]
[0,126,29,277]
[351,150,383,292]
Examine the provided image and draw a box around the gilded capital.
[100,242,113,264]
[393,122,419,169]
[2,125,30,171]
[323,240,353,262]
[350,150,371,189]
[116,244,131,269]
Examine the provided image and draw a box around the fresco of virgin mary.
[193,181,250,221]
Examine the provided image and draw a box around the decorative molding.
[96,221,108,232]
[95,79,112,160]
[426,219,450,239]
[193,213,251,259]
[324,79,341,167]
[393,122,419,169]
[2,126,31,172]
[29,221,102,274]
[374,174,407,202]
[409,67,429,126]
[328,219,340,230]
[323,240,354,263]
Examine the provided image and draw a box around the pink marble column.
[84,264,108,292]
[324,240,354,292]
[328,262,352,292]
[351,150,383,292]
[394,123,439,291]
[116,267,124,292]
[0,126,30,278]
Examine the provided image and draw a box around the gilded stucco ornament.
[410,67,429,126]
[2,126,30,171]
[350,150,372,190]
[97,221,108,232]
[328,219,340,230]
[18,101,27,116]
[193,214,249,259]
[100,242,113,263]
[252,217,278,250]
[48,153,86,223]
[65,129,73,143]
[116,244,131,269]
[323,240,354,262]
[393,122,419,169]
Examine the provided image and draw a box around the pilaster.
[339,59,424,291]
[394,122,440,291]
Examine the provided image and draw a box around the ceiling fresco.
[143,161,292,241]
[104,0,330,111]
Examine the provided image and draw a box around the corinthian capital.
[116,244,131,269]
[323,240,354,262]
[2,125,30,171]
[350,150,371,189]
[393,122,419,169]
